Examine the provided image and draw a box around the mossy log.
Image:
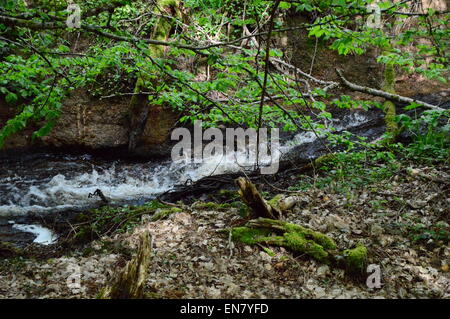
[235,177,281,219]
[228,218,367,273]
[99,231,152,299]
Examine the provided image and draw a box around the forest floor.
[0,161,448,299]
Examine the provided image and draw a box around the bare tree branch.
[335,69,445,111]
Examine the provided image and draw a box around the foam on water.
[11,223,58,245]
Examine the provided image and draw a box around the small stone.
[314,287,326,298]
[202,262,215,271]
[317,265,330,277]
[244,245,253,252]
[331,288,343,297]
[379,235,394,247]
[207,286,221,298]
[274,262,285,270]
[398,287,407,298]
[279,196,307,211]
[326,214,350,232]
[370,224,384,237]
[259,251,272,261]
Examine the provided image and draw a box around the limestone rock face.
[1,89,179,157]
[41,89,130,149]
[131,105,179,157]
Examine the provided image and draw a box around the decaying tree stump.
[235,177,281,219]
[99,231,152,299]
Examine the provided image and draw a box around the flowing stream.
[0,110,383,245]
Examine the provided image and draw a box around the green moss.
[151,207,182,221]
[342,244,368,272]
[257,219,337,250]
[217,189,240,200]
[382,62,398,138]
[267,194,283,209]
[384,100,398,135]
[229,227,272,245]
[262,247,276,257]
[150,19,172,56]
[305,230,338,250]
[193,201,232,211]
[230,218,337,263]
[283,232,329,261]
[383,63,395,93]
[149,0,181,57]
[232,219,366,269]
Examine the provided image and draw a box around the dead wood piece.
[235,177,281,219]
[336,69,444,111]
[99,231,151,299]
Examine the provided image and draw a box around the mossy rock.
[267,194,284,210]
[229,226,273,244]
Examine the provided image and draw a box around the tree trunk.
[128,0,181,151]
[381,58,398,141]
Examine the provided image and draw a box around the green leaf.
[5,92,18,104]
